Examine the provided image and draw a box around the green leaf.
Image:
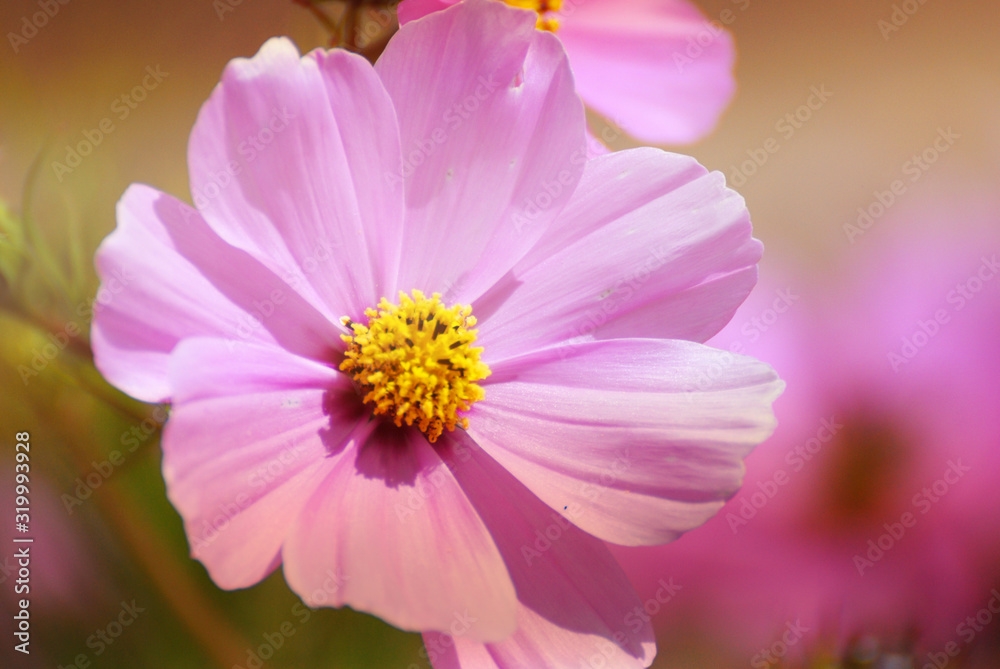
[0,200,27,290]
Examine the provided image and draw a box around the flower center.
[340,290,490,443]
[503,0,562,31]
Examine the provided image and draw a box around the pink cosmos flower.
[615,198,1000,664]
[398,0,736,145]
[91,1,780,666]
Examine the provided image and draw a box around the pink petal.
[469,338,783,545]
[476,148,760,363]
[282,425,517,642]
[423,434,655,668]
[163,338,360,589]
[558,0,736,144]
[376,0,587,303]
[187,37,405,322]
[397,0,457,24]
[91,184,340,403]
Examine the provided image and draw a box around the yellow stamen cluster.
[340,290,490,443]
[504,0,562,31]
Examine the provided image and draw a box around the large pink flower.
[399,0,736,145]
[91,1,780,666]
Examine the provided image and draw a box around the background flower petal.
[397,0,457,24]
[558,0,736,144]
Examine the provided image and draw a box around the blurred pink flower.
[91,1,780,666]
[615,199,1000,664]
[1,472,117,627]
[398,0,736,145]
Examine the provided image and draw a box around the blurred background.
[1,0,998,667]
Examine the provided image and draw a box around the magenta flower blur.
[91,1,780,666]
[399,0,737,145]
[615,203,1000,663]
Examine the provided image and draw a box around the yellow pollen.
[503,0,562,31]
[340,290,490,443]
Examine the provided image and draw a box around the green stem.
[20,144,75,305]
[0,301,157,426]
